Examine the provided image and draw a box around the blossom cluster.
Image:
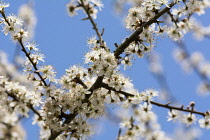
[121,0,210,69]
[118,99,208,140]
[124,25,155,58]
[118,101,172,140]
[0,51,39,140]
[166,104,210,130]
[0,4,28,41]
[35,63,140,139]
[85,47,118,77]
[0,75,42,140]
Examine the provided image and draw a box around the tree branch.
[48,76,104,140]
[5,90,42,119]
[48,2,108,138]
[0,12,48,87]
[101,82,206,117]
[19,39,48,87]
[150,101,206,116]
[101,82,134,98]
[80,0,105,48]
[48,113,78,140]
[114,2,176,58]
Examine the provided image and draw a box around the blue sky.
[1,0,210,140]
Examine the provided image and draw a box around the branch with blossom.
[0,9,49,87]
[114,1,176,58]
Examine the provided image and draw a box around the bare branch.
[80,0,105,48]
[101,83,206,117]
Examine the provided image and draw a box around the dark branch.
[80,0,105,48]
[19,39,48,87]
[0,11,48,87]
[114,2,176,58]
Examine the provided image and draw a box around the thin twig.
[0,12,48,87]
[80,0,105,48]
[6,90,42,119]
[19,39,48,86]
[48,1,108,138]
[117,128,122,140]
[150,101,205,116]
[101,82,206,117]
